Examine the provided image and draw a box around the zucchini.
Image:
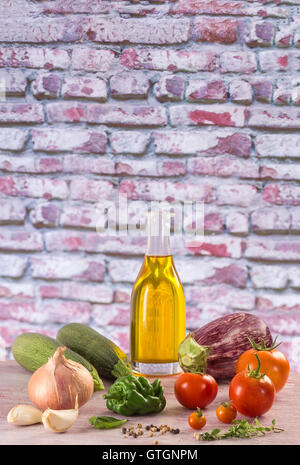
[57,323,132,380]
[12,332,104,391]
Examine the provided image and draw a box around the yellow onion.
[28,347,94,411]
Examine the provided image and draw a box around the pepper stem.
[178,334,211,375]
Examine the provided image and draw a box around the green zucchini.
[12,332,104,391]
[57,323,132,380]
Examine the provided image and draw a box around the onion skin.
[28,347,94,411]
[181,313,273,380]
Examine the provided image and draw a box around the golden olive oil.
[130,210,185,376]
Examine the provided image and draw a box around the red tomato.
[216,402,237,424]
[188,408,206,430]
[174,372,218,409]
[229,354,275,417]
[236,338,290,393]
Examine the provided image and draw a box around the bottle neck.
[146,210,171,257]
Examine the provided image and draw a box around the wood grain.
[0,361,299,445]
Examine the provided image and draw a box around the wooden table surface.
[0,361,299,445]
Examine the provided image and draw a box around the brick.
[105,327,129,354]
[0,17,84,43]
[289,266,300,288]
[0,199,26,225]
[245,20,275,47]
[186,79,226,103]
[245,239,300,261]
[30,202,60,228]
[0,128,29,151]
[31,256,105,282]
[273,78,291,105]
[220,51,257,73]
[176,259,247,287]
[45,231,147,255]
[154,130,251,157]
[256,312,300,338]
[62,76,107,101]
[0,103,44,123]
[261,163,300,181]
[203,210,223,233]
[226,211,249,235]
[185,237,243,259]
[0,155,36,174]
[72,47,115,72]
[0,282,34,300]
[0,70,27,95]
[110,72,149,99]
[188,156,259,179]
[217,184,257,207]
[170,0,288,17]
[0,302,42,324]
[255,134,300,158]
[0,230,43,252]
[42,301,91,325]
[41,0,109,14]
[291,209,300,232]
[38,157,62,174]
[252,208,290,233]
[93,304,130,327]
[230,80,253,104]
[61,205,102,230]
[248,107,300,129]
[86,17,190,44]
[87,104,167,126]
[121,48,217,72]
[260,50,300,72]
[116,159,158,177]
[32,128,107,153]
[46,102,86,123]
[263,184,300,206]
[276,24,294,47]
[252,79,273,103]
[70,178,115,202]
[114,288,131,304]
[158,160,186,176]
[0,255,27,278]
[187,285,255,311]
[63,155,115,175]
[0,176,68,200]
[170,105,246,127]
[32,73,61,99]
[40,282,113,304]
[109,259,140,283]
[193,17,238,44]
[257,294,300,312]
[110,131,151,154]
[251,265,288,289]
[119,179,213,202]
[0,47,70,70]
[154,75,185,102]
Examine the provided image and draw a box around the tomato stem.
[248,336,281,352]
[196,407,203,417]
[248,353,266,379]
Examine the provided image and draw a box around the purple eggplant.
[178,312,273,380]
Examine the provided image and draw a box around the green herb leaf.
[89,416,128,430]
[195,418,284,441]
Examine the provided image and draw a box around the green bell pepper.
[103,375,166,416]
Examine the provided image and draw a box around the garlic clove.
[42,407,79,433]
[7,404,43,426]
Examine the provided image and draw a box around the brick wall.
[0,0,300,372]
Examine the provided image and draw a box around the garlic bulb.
[42,406,78,433]
[7,404,42,426]
[28,347,94,411]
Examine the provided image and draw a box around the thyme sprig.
[194,418,284,441]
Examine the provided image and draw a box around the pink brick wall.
[0,0,300,372]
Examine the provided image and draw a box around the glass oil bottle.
[130,209,186,376]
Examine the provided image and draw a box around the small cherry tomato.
[188,408,206,430]
[174,372,218,409]
[236,337,290,393]
[216,402,237,424]
[230,354,275,417]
